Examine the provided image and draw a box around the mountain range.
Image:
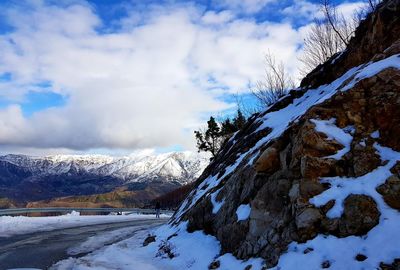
[0,151,209,205]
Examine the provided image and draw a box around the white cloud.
[214,0,275,14]
[282,0,365,22]
[337,1,366,20]
[282,0,324,20]
[0,1,304,154]
[201,10,234,25]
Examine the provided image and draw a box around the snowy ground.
[51,222,264,270]
[0,211,170,237]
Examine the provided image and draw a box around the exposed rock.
[143,235,156,246]
[303,247,314,254]
[296,208,322,229]
[299,180,325,200]
[208,260,220,269]
[377,175,400,210]
[300,156,337,179]
[295,207,322,241]
[355,254,368,261]
[292,121,343,160]
[321,260,331,268]
[352,143,382,176]
[380,258,400,270]
[338,195,380,236]
[244,265,252,270]
[254,147,280,173]
[156,240,175,259]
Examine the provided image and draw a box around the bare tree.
[321,0,355,46]
[299,0,378,76]
[354,0,381,21]
[252,52,295,107]
[299,19,345,75]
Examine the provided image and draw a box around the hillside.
[0,151,209,204]
[124,1,400,269]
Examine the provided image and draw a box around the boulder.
[338,195,380,236]
[254,147,280,173]
[377,175,400,210]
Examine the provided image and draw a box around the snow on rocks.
[371,130,380,139]
[273,144,400,269]
[176,55,400,222]
[210,188,224,214]
[236,204,251,221]
[310,118,354,159]
[174,152,247,220]
[310,143,400,218]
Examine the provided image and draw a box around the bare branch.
[299,0,379,76]
[251,52,295,107]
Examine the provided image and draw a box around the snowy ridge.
[175,54,400,220]
[0,151,210,185]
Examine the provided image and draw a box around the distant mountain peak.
[0,151,210,202]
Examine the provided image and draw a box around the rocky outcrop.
[377,175,400,210]
[170,0,400,268]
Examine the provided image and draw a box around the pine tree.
[194,112,248,157]
[221,118,236,136]
[205,116,221,157]
[233,109,246,130]
[194,116,222,157]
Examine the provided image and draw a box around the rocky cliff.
[163,1,400,269]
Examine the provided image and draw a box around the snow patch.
[210,188,224,214]
[273,144,400,269]
[310,118,353,159]
[236,204,251,221]
[371,130,380,139]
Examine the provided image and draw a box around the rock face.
[172,1,400,267]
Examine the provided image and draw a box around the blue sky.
[0,0,364,155]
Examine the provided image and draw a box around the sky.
[0,0,364,156]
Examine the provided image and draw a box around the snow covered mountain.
[0,151,210,202]
[0,151,209,184]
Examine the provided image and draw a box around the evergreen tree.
[221,118,236,136]
[194,111,248,157]
[233,109,246,130]
[194,116,222,157]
